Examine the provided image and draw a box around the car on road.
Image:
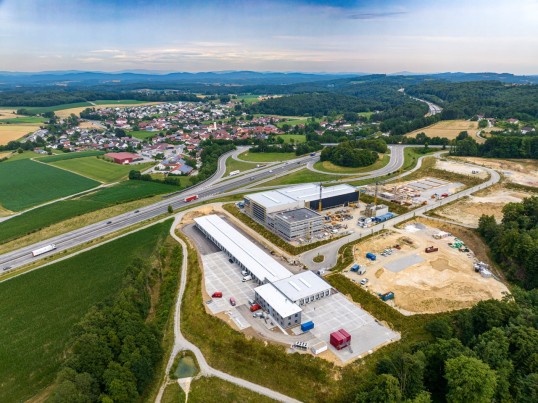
[229,297,236,306]
[134,210,140,213]
[269,170,273,173]
[106,221,112,224]
[2,266,11,271]
[228,258,234,263]
[360,278,369,285]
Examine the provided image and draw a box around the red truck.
[184,195,199,202]
[212,292,223,298]
[441,193,449,198]
[249,304,261,312]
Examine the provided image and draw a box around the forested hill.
[407,81,538,120]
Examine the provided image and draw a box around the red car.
[229,297,236,306]
[212,292,223,298]
[249,304,261,312]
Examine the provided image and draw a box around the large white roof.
[246,183,356,209]
[255,283,302,318]
[273,271,331,302]
[194,215,292,283]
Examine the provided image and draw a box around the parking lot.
[202,251,259,315]
[301,293,399,362]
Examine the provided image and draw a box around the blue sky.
[0,0,537,73]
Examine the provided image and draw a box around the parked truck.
[31,244,56,257]
[425,246,439,253]
[184,195,198,202]
[366,252,377,261]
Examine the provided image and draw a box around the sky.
[0,0,537,74]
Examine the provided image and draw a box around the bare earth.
[345,224,509,314]
[461,157,538,187]
[436,159,489,178]
[405,120,480,141]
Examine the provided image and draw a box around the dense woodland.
[319,139,386,168]
[478,197,538,288]
[450,133,538,159]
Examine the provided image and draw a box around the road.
[0,151,317,272]
[156,214,301,403]
[400,88,443,116]
[301,157,500,271]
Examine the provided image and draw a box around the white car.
[360,278,369,286]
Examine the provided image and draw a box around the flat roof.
[194,215,292,283]
[246,183,356,209]
[273,271,332,302]
[255,283,302,318]
[273,208,321,223]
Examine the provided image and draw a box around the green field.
[260,168,343,186]
[236,95,261,105]
[313,154,390,174]
[37,150,105,163]
[0,159,99,211]
[0,181,178,244]
[224,157,258,175]
[129,129,158,139]
[276,134,306,143]
[13,102,93,115]
[0,221,171,402]
[92,99,149,105]
[237,151,297,162]
[189,377,276,403]
[0,116,46,124]
[50,156,154,183]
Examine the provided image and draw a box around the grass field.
[55,102,159,119]
[260,168,343,186]
[0,124,42,145]
[224,157,258,176]
[276,134,306,143]
[50,156,154,183]
[129,130,158,139]
[236,95,261,105]
[162,383,186,403]
[92,99,149,106]
[237,151,297,162]
[0,181,178,244]
[0,116,46,124]
[0,221,171,402]
[405,119,480,141]
[0,159,99,211]
[37,150,105,163]
[13,102,93,115]
[313,154,390,174]
[189,377,276,403]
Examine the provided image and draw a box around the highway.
[0,151,317,272]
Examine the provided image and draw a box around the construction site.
[343,222,509,315]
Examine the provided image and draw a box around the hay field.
[0,124,41,145]
[405,120,480,141]
[0,109,20,119]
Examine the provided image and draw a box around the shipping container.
[350,264,360,272]
[338,328,351,343]
[330,330,347,350]
[380,291,395,301]
[211,292,223,298]
[250,304,261,312]
[301,321,315,332]
[311,341,328,355]
[366,252,376,261]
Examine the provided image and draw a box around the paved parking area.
[202,251,259,314]
[301,293,399,362]
[384,254,425,273]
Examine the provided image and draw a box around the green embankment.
[0,159,99,211]
[0,221,172,402]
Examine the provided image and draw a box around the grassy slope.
[224,157,258,176]
[313,154,390,174]
[276,134,306,143]
[237,151,297,162]
[0,221,170,402]
[189,377,276,403]
[0,159,99,211]
[0,181,178,244]
[50,156,154,183]
[260,168,339,186]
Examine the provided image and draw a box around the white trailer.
[31,244,56,257]
[229,170,240,176]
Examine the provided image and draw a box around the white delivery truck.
[31,244,57,257]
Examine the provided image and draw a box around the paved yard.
[301,293,399,362]
[384,254,425,273]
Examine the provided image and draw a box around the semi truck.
[184,195,199,202]
[31,244,56,257]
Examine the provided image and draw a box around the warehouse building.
[255,283,303,328]
[243,183,358,241]
[270,208,323,241]
[272,271,332,306]
[194,215,291,284]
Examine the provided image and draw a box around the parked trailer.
[31,244,56,257]
[184,195,199,202]
[425,246,439,253]
[366,252,377,261]
[301,321,315,332]
[380,291,395,301]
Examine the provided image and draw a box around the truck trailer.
[31,244,56,257]
[184,195,199,202]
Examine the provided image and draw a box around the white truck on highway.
[31,244,56,257]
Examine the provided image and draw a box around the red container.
[330,331,346,350]
[249,304,261,312]
[338,328,351,343]
[212,292,223,298]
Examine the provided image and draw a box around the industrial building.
[243,183,358,241]
[195,214,334,329]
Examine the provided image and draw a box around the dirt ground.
[460,157,538,187]
[405,120,480,141]
[0,124,41,145]
[433,184,534,226]
[77,121,104,130]
[344,223,509,314]
[180,205,217,225]
[435,159,488,178]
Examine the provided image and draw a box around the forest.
[478,197,538,289]
[320,140,383,168]
[250,139,323,156]
[450,134,538,159]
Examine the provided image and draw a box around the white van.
[242,275,252,282]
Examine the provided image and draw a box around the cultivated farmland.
[0,180,178,244]
[405,119,480,141]
[0,160,99,211]
[37,150,105,163]
[0,221,171,403]
[49,156,154,183]
[0,124,42,145]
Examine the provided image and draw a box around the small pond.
[174,355,198,379]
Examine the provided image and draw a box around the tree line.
[320,140,384,168]
[450,134,538,159]
[250,139,322,156]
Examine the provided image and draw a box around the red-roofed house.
[104,152,141,164]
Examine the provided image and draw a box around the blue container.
[301,321,315,332]
[366,252,377,261]
[350,264,360,272]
